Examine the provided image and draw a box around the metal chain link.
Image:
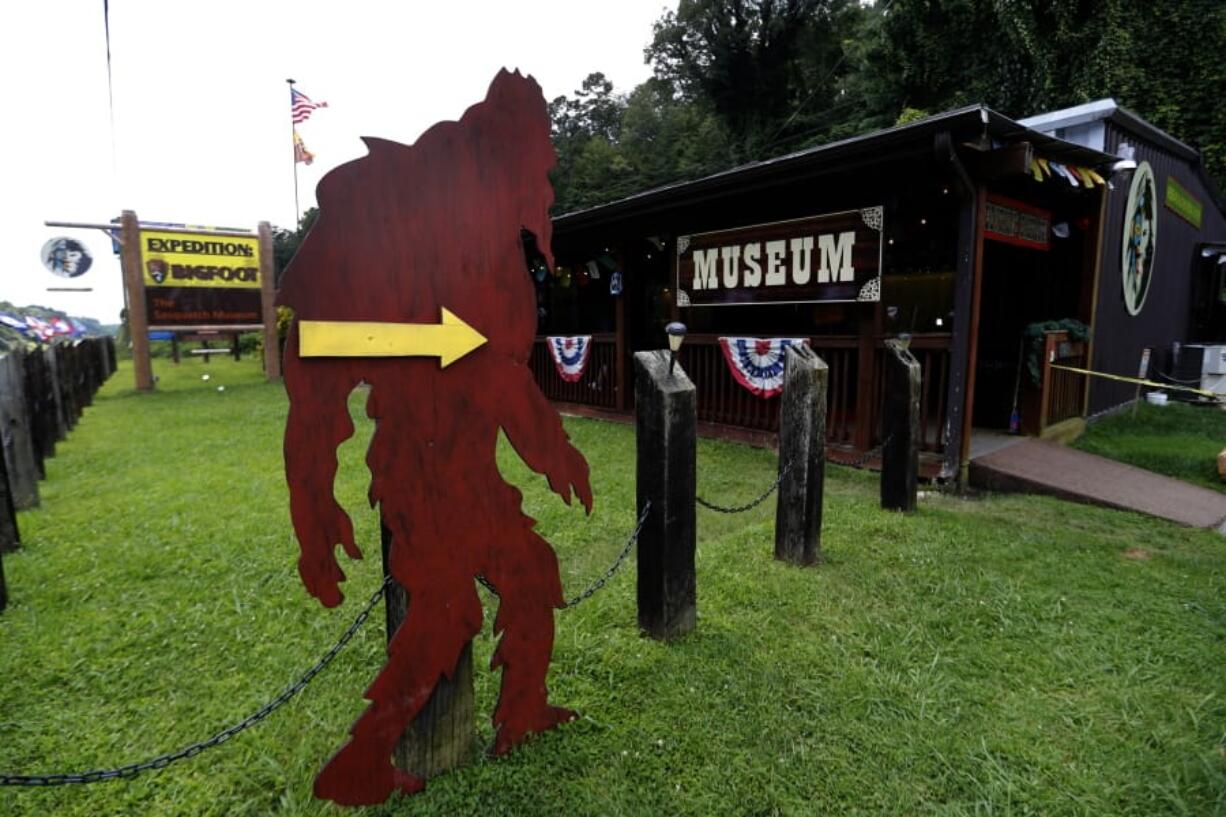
[696,462,791,514]
[477,500,651,609]
[827,435,893,469]
[0,576,391,788]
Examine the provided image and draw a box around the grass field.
[1074,401,1226,493]
[1,357,1224,816]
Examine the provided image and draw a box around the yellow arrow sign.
[298,308,487,367]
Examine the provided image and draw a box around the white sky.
[0,0,669,323]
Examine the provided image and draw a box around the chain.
[827,434,894,469]
[477,501,652,609]
[0,576,391,788]
[696,462,791,514]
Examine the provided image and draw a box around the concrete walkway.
[969,438,1226,532]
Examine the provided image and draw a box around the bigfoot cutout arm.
[283,325,363,608]
[497,362,593,513]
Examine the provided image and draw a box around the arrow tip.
[439,308,487,367]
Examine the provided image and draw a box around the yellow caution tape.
[1049,364,1221,399]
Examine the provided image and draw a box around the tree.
[273,207,318,286]
[646,0,858,159]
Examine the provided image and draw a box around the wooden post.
[634,350,696,640]
[0,435,19,554]
[0,352,40,509]
[774,345,828,565]
[0,434,15,613]
[258,221,282,383]
[54,344,75,431]
[380,522,476,777]
[21,350,46,480]
[44,347,66,443]
[881,339,921,512]
[120,210,154,391]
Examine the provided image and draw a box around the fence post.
[380,522,476,778]
[44,347,67,443]
[881,339,921,512]
[0,352,40,510]
[634,350,696,641]
[106,336,117,375]
[55,344,77,431]
[775,345,828,565]
[21,350,46,480]
[0,443,15,613]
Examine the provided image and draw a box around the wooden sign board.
[985,195,1051,251]
[141,229,263,328]
[675,207,884,307]
[278,69,591,806]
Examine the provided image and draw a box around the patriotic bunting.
[546,336,592,382]
[718,337,810,398]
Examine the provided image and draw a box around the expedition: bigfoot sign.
[675,207,884,306]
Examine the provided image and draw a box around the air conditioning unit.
[1182,344,1226,397]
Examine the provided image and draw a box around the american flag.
[291,87,327,124]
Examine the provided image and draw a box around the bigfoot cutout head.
[278,69,554,362]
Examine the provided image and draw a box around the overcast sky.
[1,0,669,322]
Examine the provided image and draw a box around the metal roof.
[1018,98,1200,161]
[554,104,1116,231]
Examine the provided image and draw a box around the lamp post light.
[666,321,687,376]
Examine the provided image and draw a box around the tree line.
[548,0,1226,215]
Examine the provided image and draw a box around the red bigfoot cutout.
[277,70,592,806]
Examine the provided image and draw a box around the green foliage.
[1023,318,1091,386]
[1,358,1224,815]
[273,208,319,286]
[1074,401,1226,492]
[547,0,1226,213]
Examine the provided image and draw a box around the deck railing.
[531,332,952,455]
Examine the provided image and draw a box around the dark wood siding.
[1089,123,1226,413]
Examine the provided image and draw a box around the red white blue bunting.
[718,337,811,398]
[546,335,592,383]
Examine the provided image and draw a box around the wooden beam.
[120,210,154,391]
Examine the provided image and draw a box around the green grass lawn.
[1,357,1224,816]
[1073,401,1226,493]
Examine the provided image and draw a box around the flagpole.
[287,78,300,226]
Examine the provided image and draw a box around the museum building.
[527,99,1226,481]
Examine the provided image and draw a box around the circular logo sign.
[1121,161,1157,316]
[40,237,93,278]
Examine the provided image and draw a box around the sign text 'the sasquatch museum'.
[139,229,262,327]
[675,207,884,307]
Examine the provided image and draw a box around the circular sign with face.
[1121,161,1157,316]
[40,237,93,278]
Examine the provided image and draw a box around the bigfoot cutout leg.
[314,584,482,805]
[486,529,575,756]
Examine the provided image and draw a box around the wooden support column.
[0,352,39,510]
[258,221,282,382]
[774,345,828,565]
[881,339,921,512]
[853,306,877,452]
[634,350,696,640]
[120,210,154,391]
[380,522,475,778]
